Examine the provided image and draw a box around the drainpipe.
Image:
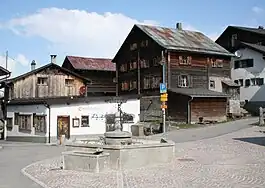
[45,104,51,143]
[187,96,194,124]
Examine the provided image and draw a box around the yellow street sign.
[160,93,168,102]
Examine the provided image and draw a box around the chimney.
[176,22,182,30]
[258,26,264,29]
[31,60,36,71]
[50,55,57,64]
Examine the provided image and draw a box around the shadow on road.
[233,136,265,146]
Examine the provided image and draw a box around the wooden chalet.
[6,57,91,102]
[112,23,234,123]
[62,56,116,96]
[216,25,265,52]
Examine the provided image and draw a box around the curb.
[21,160,51,188]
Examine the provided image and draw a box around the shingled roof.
[236,42,265,54]
[113,24,233,62]
[66,56,116,71]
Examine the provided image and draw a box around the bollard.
[259,107,264,126]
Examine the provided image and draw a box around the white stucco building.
[6,97,140,143]
[231,42,265,102]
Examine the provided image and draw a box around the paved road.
[0,118,259,188]
[162,118,258,143]
[0,143,64,188]
[22,124,265,187]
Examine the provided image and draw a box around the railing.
[259,107,265,126]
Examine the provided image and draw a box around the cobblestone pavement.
[23,125,265,188]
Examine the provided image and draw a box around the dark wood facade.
[216,26,265,52]
[62,57,116,96]
[113,24,233,123]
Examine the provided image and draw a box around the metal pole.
[5,51,8,80]
[162,51,166,133]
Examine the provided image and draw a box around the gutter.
[45,103,51,144]
[187,96,194,124]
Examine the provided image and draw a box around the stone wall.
[140,96,161,122]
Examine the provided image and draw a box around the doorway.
[57,116,70,139]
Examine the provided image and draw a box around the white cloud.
[0,54,30,77]
[252,6,264,14]
[1,8,228,58]
[4,8,159,58]
[16,53,30,66]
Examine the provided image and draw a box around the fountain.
[62,101,175,172]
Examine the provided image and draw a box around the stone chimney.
[50,55,57,64]
[31,60,36,71]
[176,22,182,30]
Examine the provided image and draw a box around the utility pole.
[160,51,167,134]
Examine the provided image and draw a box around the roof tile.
[136,24,233,57]
[67,56,116,71]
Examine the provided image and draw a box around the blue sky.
[0,0,264,77]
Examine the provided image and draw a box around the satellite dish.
[235,51,242,58]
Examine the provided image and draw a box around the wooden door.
[57,116,70,139]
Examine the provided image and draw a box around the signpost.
[160,51,167,133]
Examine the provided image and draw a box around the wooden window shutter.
[178,56,183,64]
[177,75,181,87]
[188,75,193,88]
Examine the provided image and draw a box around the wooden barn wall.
[190,98,227,123]
[10,67,85,99]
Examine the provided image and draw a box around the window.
[234,59,254,69]
[211,59,218,67]
[6,117,13,131]
[18,115,31,131]
[210,80,215,89]
[37,77,48,85]
[257,42,262,45]
[251,78,257,86]
[140,40,148,47]
[245,79,250,87]
[179,56,192,65]
[178,75,192,88]
[120,64,128,72]
[81,116,89,127]
[121,81,129,91]
[130,43,137,51]
[234,80,239,85]
[231,34,237,47]
[256,78,264,86]
[140,59,150,68]
[129,80,137,90]
[143,76,161,89]
[129,62,137,70]
[239,79,243,86]
[33,115,46,133]
[65,79,74,86]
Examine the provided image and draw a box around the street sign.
[160,93,168,102]
[160,83,167,93]
[161,104,167,109]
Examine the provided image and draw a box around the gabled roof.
[0,66,10,76]
[65,56,116,71]
[231,26,265,35]
[8,63,91,83]
[216,25,265,43]
[113,24,233,62]
[236,42,265,54]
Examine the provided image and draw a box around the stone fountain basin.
[65,139,175,170]
[62,151,110,173]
